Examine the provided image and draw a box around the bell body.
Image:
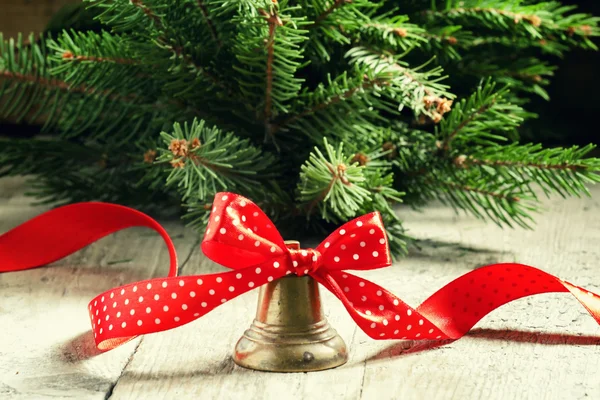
[233,241,348,372]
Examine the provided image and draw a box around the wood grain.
[1,176,600,399]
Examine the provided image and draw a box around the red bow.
[2,192,600,351]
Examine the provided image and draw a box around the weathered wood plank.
[3,176,600,399]
[109,186,600,399]
[0,177,199,399]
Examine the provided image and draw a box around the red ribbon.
[1,192,600,351]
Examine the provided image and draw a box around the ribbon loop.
[2,191,600,352]
[288,248,322,276]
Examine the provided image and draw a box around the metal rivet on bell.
[233,240,348,372]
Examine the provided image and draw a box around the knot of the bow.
[288,248,322,277]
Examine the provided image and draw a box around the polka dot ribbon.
[2,193,600,351]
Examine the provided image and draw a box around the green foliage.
[0,0,599,258]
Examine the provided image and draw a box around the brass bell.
[233,241,348,372]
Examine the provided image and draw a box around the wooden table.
[2,176,600,400]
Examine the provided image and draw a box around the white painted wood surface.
[1,176,600,400]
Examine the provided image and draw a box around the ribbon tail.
[0,202,178,276]
[89,260,289,351]
[314,263,600,341]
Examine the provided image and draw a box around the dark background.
[530,0,600,146]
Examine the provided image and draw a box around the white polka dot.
[340,229,346,235]
[312,254,318,262]
[370,322,376,328]
[236,273,242,279]
[361,296,367,301]
[100,328,103,334]
[101,296,105,302]
[242,216,247,222]
[253,212,259,217]
[120,289,125,295]
[103,305,107,311]
[407,309,412,316]
[162,281,168,288]
[343,274,348,278]
[360,241,366,247]
[293,261,298,267]
[341,245,346,250]
[94,301,97,306]
[155,318,161,324]
[163,305,169,312]
[268,276,273,282]
[255,267,261,274]
[216,277,223,283]
[222,195,228,201]
[179,280,184,287]
[419,319,424,325]
[254,241,260,247]
[240,200,247,207]
[232,219,239,226]
[154,294,160,300]
[429,329,434,334]
[238,234,244,241]
[113,302,117,308]
[121,322,127,328]
[344,287,350,293]
[197,279,203,285]
[171,293,177,299]
[182,304,188,310]
[146,307,151,313]
[379,305,384,311]
[221,298,227,303]
[393,299,399,306]
[324,242,330,248]
[356,221,363,227]
[209,289,215,295]
[270,246,276,253]
[201,302,207,307]
[215,216,220,222]
[273,261,280,268]
[137,320,142,326]
[366,310,372,316]
[97,319,101,325]
[146,283,152,290]
[407,325,412,330]
[372,251,379,257]
[376,290,382,296]
[190,291,196,297]
[220,228,226,234]
[110,293,114,298]
[138,296,144,302]
[194,313,200,317]
[369,229,375,234]
[359,281,365,287]
[229,286,235,292]
[334,256,340,262]
[379,238,385,244]
[174,316,180,322]
[109,324,113,331]
[304,269,309,275]
[437,335,442,339]
[130,309,135,315]
[105,315,109,321]
[394,329,399,335]
[125,299,130,305]
[95,310,99,316]
[383,319,388,326]
[351,234,356,238]
[248,282,255,288]
[353,254,359,260]
[394,315,400,321]
[301,250,308,256]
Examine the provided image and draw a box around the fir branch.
[261,8,283,123]
[195,0,221,46]
[311,0,351,27]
